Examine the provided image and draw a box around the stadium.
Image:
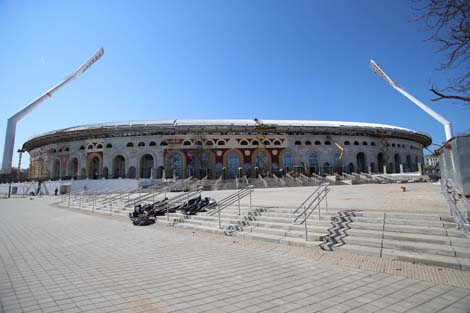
[23,119,431,181]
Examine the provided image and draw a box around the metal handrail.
[441,180,470,238]
[206,185,254,229]
[292,183,330,241]
[293,183,328,216]
[126,187,169,207]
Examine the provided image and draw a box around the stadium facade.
[23,119,432,180]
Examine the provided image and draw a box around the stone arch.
[279,150,295,172]
[87,153,102,179]
[377,152,386,173]
[356,152,366,173]
[68,157,79,178]
[165,151,185,178]
[224,149,244,178]
[52,159,61,179]
[394,153,401,173]
[251,149,272,177]
[406,155,412,172]
[112,154,126,178]
[308,152,319,175]
[140,154,154,178]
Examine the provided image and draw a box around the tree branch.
[430,88,470,102]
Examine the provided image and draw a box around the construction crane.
[1,48,104,175]
[254,118,276,143]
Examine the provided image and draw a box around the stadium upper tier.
[23,119,432,150]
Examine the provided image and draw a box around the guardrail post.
[304,212,308,242]
[68,191,71,208]
[249,189,252,209]
[218,208,221,229]
[166,203,170,223]
[238,190,241,216]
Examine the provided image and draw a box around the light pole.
[2,48,104,175]
[369,60,454,141]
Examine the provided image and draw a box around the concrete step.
[334,244,382,257]
[279,237,323,248]
[174,223,227,235]
[341,236,382,248]
[381,249,468,270]
[382,239,456,257]
[244,232,284,243]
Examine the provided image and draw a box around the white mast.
[369,59,453,141]
[1,48,104,175]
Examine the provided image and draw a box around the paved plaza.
[1,195,470,313]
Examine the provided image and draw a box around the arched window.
[113,155,126,178]
[240,140,248,146]
[58,148,63,152]
[65,147,70,152]
[308,153,318,174]
[87,145,93,150]
[217,140,225,146]
[344,141,350,145]
[305,140,311,145]
[282,153,294,171]
[127,142,134,147]
[166,152,183,178]
[96,144,103,149]
[371,142,376,146]
[394,153,401,173]
[227,152,241,177]
[205,140,214,146]
[315,141,321,145]
[251,140,259,146]
[362,141,368,146]
[149,141,156,147]
[356,152,366,173]
[79,146,85,150]
[183,140,191,146]
[392,143,396,147]
[294,140,301,146]
[354,141,359,146]
[106,143,113,148]
[138,142,145,147]
[324,141,331,145]
[263,140,271,146]
[140,154,154,178]
[195,140,203,146]
[273,140,281,146]
[160,141,168,146]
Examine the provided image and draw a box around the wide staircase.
[320,211,470,270]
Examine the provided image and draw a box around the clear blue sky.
[1,0,469,169]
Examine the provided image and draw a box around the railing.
[441,179,470,238]
[207,185,254,229]
[166,187,203,222]
[292,183,330,241]
[125,187,168,207]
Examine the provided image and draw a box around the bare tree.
[413,0,470,102]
